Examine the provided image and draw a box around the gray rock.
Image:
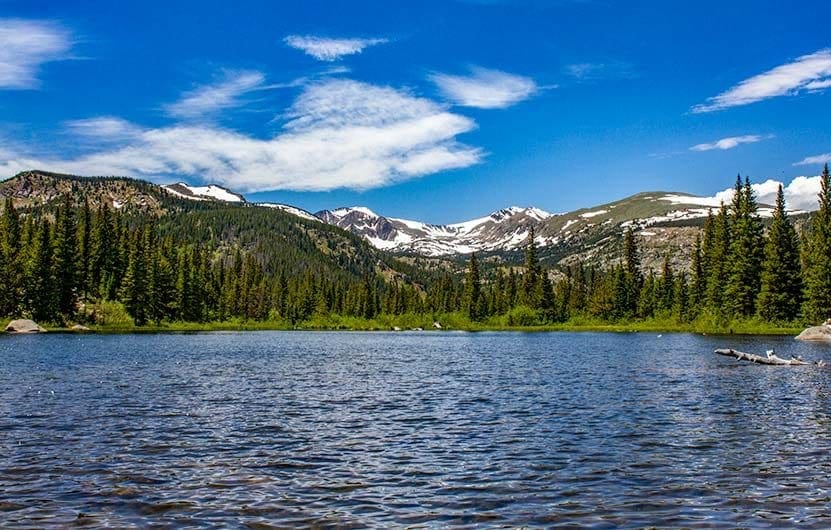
[5,319,46,334]
[795,325,831,342]
[433,321,443,329]
[71,324,90,331]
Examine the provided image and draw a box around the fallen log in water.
[714,348,820,366]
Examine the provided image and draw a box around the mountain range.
[1,171,792,272]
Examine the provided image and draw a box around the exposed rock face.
[795,324,831,342]
[5,319,46,334]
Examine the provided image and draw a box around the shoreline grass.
[3,314,804,336]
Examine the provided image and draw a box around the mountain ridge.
[0,170,786,272]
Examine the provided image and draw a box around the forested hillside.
[0,168,829,331]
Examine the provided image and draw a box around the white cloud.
[430,67,537,109]
[284,35,387,61]
[704,176,824,211]
[794,153,831,166]
[693,49,831,113]
[64,117,143,141]
[690,134,770,152]
[1,79,481,192]
[164,70,269,119]
[0,18,72,89]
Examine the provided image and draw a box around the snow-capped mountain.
[315,192,779,257]
[315,205,555,255]
[163,182,246,202]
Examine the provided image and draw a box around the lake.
[1,331,830,528]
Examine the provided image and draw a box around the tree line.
[1,165,829,328]
[454,165,831,326]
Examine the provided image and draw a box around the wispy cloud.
[430,67,538,109]
[2,79,481,192]
[164,70,272,119]
[64,117,143,143]
[690,134,771,152]
[0,18,72,89]
[692,48,831,113]
[284,35,387,61]
[564,61,634,81]
[794,153,831,166]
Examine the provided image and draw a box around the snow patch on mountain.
[258,203,319,222]
[164,182,245,202]
[580,209,608,218]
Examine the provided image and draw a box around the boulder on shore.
[71,324,90,332]
[5,319,46,334]
[796,324,831,342]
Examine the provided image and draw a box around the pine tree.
[53,194,80,317]
[673,272,690,322]
[538,270,556,321]
[621,228,642,315]
[803,163,831,322]
[520,227,541,307]
[1,198,22,316]
[120,228,149,325]
[623,228,642,285]
[637,269,656,318]
[463,252,482,320]
[705,204,731,313]
[90,204,115,299]
[78,198,92,300]
[758,185,803,322]
[25,219,57,322]
[725,176,764,316]
[658,253,674,313]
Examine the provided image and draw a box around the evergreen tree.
[621,228,642,315]
[1,198,22,316]
[673,272,690,322]
[758,185,803,321]
[120,228,149,325]
[90,204,116,299]
[538,270,556,321]
[53,195,80,317]
[520,227,541,307]
[705,204,731,313]
[78,198,92,300]
[658,253,674,313]
[25,219,57,322]
[690,234,705,309]
[463,252,482,320]
[623,228,642,285]
[803,163,831,322]
[725,176,764,316]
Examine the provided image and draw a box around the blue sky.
[0,0,830,222]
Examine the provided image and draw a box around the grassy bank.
[3,311,804,336]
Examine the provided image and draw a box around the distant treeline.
[0,165,829,328]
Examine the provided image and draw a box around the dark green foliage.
[25,219,57,322]
[803,164,831,323]
[725,176,765,316]
[704,204,731,314]
[758,185,803,321]
[0,170,827,328]
[463,253,483,320]
[53,194,80,316]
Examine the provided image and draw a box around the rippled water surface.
[2,331,831,528]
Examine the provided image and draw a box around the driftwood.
[714,348,823,366]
